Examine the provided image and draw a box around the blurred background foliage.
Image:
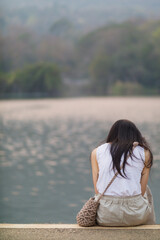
[0,0,160,98]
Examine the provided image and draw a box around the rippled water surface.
[0,97,160,223]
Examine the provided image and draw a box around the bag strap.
[96,143,138,202]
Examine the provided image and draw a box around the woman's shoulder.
[134,145,145,153]
[137,146,150,157]
[96,142,110,158]
[133,145,144,157]
[91,143,109,162]
[133,145,147,164]
[97,142,109,152]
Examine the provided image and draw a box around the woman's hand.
[91,148,99,194]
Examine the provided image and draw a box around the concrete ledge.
[0,224,160,240]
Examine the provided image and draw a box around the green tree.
[10,62,63,97]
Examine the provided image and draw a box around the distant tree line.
[0,19,160,97]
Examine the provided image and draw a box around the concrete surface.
[0,224,160,240]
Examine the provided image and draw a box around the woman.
[90,119,156,226]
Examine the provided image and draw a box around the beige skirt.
[94,185,156,226]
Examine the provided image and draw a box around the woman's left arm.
[91,148,99,194]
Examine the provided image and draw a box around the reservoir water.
[0,97,159,224]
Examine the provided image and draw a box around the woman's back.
[90,119,155,226]
[96,142,145,196]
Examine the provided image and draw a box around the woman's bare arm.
[140,149,151,196]
[91,148,99,194]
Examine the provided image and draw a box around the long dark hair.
[95,119,153,179]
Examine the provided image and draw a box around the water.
[0,97,160,224]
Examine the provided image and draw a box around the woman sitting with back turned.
[90,119,156,226]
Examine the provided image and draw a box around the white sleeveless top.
[96,143,145,196]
